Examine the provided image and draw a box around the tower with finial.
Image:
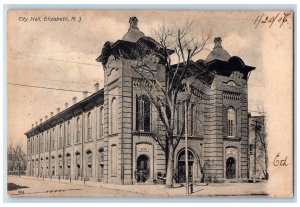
[96,16,167,185]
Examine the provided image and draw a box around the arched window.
[87,112,92,141]
[111,98,118,134]
[99,106,104,137]
[67,121,71,145]
[76,117,81,143]
[136,95,151,132]
[227,107,236,137]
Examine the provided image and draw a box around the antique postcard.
[6,9,294,198]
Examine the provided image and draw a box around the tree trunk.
[264,148,269,180]
[165,144,175,188]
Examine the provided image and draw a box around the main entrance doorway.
[177,150,194,183]
[226,157,236,179]
[136,155,150,183]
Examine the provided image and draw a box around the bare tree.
[128,21,212,188]
[250,107,268,181]
[7,144,14,173]
[7,144,27,175]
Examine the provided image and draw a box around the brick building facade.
[25,17,255,184]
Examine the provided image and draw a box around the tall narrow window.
[176,103,180,135]
[76,117,81,143]
[86,150,93,178]
[52,129,55,150]
[136,95,151,132]
[67,121,71,145]
[99,107,104,138]
[31,138,33,154]
[46,131,49,151]
[227,107,236,137]
[59,125,63,148]
[37,136,39,153]
[191,104,196,136]
[49,131,51,150]
[28,139,30,155]
[40,133,44,152]
[181,102,186,134]
[111,98,118,134]
[111,144,117,177]
[87,113,92,141]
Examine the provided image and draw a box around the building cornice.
[25,88,104,138]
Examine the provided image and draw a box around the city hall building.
[25,17,255,184]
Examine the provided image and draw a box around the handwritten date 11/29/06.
[254,12,291,29]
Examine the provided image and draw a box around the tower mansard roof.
[122,16,145,43]
[205,37,231,63]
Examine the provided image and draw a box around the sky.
[6,10,293,151]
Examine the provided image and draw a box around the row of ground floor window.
[27,147,243,183]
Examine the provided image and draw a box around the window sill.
[108,133,119,137]
[175,135,204,140]
[132,131,153,136]
[74,142,82,146]
[224,136,241,141]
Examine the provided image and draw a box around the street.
[7,176,152,197]
[7,175,268,198]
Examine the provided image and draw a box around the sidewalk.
[16,176,268,197]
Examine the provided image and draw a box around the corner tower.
[203,37,255,182]
[96,17,167,184]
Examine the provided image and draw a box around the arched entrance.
[136,155,150,183]
[226,157,236,179]
[177,150,194,183]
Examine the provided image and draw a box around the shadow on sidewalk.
[7,183,29,191]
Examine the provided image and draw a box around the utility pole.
[185,101,189,195]
[184,80,191,195]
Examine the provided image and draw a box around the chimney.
[35,121,38,126]
[32,124,34,128]
[57,108,60,113]
[65,102,68,109]
[83,90,88,99]
[45,115,48,120]
[50,112,54,117]
[94,82,100,92]
[40,118,42,124]
[73,96,77,104]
